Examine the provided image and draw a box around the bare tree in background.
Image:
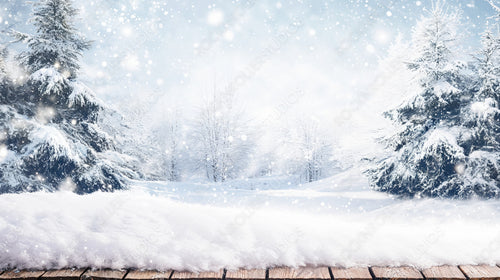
[161,108,183,181]
[299,120,333,182]
[282,118,333,183]
[136,106,186,182]
[192,90,254,182]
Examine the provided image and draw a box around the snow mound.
[68,82,103,108]
[26,125,85,163]
[433,80,459,98]
[420,128,464,159]
[29,67,68,96]
[470,98,499,119]
[1,189,500,271]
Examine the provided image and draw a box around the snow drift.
[1,188,500,271]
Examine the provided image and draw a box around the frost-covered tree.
[281,118,333,183]
[192,92,254,182]
[466,29,500,145]
[116,97,190,182]
[457,8,500,195]
[12,0,90,78]
[0,45,13,106]
[0,46,7,80]
[162,112,183,181]
[369,5,489,198]
[299,122,333,182]
[0,0,138,194]
[150,108,185,181]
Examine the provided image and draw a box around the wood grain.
[225,269,266,280]
[170,270,223,280]
[124,271,172,280]
[41,269,87,280]
[81,270,127,280]
[0,270,46,280]
[268,267,330,280]
[330,267,372,280]
[421,266,466,280]
[459,265,500,280]
[371,266,422,280]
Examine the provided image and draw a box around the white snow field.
[1,167,500,271]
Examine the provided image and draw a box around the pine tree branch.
[487,0,500,13]
[8,29,31,44]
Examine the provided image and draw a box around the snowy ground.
[1,168,500,271]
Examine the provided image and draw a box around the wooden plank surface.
[371,267,422,280]
[330,267,372,280]
[225,269,266,280]
[41,269,87,280]
[268,267,330,280]
[170,270,223,280]
[3,265,499,280]
[0,270,46,280]
[81,270,127,280]
[459,265,500,280]
[421,266,466,280]
[124,271,172,280]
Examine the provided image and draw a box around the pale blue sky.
[2,0,496,107]
[1,0,499,160]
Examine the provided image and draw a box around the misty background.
[1,0,497,181]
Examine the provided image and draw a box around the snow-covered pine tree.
[458,8,500,195]
[0,46,7,81]
[0,0,138,194]
[0,46,10,101]
[370,4,486,198]
[14,0,90,79]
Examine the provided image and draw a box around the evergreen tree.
[458,13,500,195]
[13,0,90,79]
[370,5,483,198]
[0,45,13,106]
[0,46,7,80]
[466,28,500,148]
[0,0,138,194]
